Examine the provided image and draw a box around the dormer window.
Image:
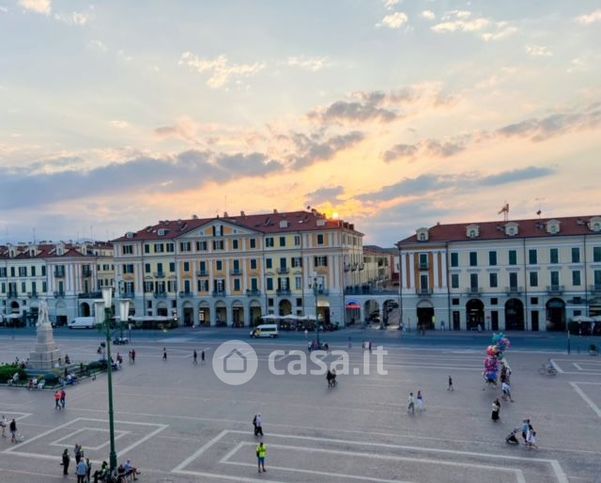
[466,224,479,239]
[279,220,289,228]
[157,229,168,236]
[416,227,429,242]
[316,219,326,227]
[505,222,518,237]
[589,217,601,233]
[545,220,560,235]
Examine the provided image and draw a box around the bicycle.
[538,363,557,376]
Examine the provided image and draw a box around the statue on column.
[37,300,51,327]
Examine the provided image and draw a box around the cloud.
[110,120,130,129]
[421,10,435,21]
[88,39,108,53]
[179,52,265,88]
[287,56,329,72]
[377,12,408,29]
[479,166,554,186]
[305,186,345,206]
[18,0,50,14]
[383,144,418,161]
[383,0,400,10]
[432,10,516,41]
[575,9,601,25]
[0,150,284,210]
[383,138,466,162]
[54,11,89,25]
[289,131,364,169]
[0,6,8,13]
[525,45,552,57]
[357,174,453,202]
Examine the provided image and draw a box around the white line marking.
[171,429,229,472]
[3,418,80,453]
[49,427,130,450]
[551,359,565,373]
[573,362,584,371]
[569,382,601,418]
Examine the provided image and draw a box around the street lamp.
[312,273,321,347]
[100,287,118,473]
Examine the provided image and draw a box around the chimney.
[240,210,245,217]
[273,209,278,214]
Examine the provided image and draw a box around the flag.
[536,210,542,216]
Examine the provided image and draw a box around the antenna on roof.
[498,202,509,222]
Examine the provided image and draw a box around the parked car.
[68,317,99,329]
[250,324,279,338]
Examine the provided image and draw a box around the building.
[0,242,114,325]
[397,215,601,332]
[111,210,364,327]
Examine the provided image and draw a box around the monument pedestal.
[29,319,61,370]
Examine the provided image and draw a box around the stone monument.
[29,300,61,370]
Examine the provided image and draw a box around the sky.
[0,0,600,246]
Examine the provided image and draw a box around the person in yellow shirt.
[256,442,267,473]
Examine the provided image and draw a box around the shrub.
[0,365,28,383]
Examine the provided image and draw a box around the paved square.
[1,333,600,482]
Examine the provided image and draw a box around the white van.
[250,324,279,338]
[68,317,98,329]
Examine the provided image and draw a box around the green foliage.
[0,364,28,383]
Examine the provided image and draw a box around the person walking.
[85,457,92,483]
[61,448,70,476]
[74,444,82,464]
[201,350,205,363]
[521,419,530,444]
[416,390,425,413]
[55,390,62,410]
[407,393,415,415]
[60,389,66,409]
[501,381,514,402]
[491,398,501,422]
[9,418,17,443]
[254,414,263,437]
[76,457,88,483]
[193,350,198,365]
[448,375,454,391]
[131,349,136,364]
[256,442,267,473]
[162,347,167,361]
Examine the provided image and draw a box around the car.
[68,317,99,329]
[113,337,129,345]
[250,324,279,338]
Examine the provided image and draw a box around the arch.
[466,299,485,330]
[364,299,380,324]
[345,300,361,326]
[383,299,399,326]
[214,300,227,327]
[182,301,194,327]
[416,300,434,330]
[198,301,211,327]
[10,300,20,313]
[79,302,91,317]
[55,301,67,327]
[156,301,168,317]
[505,298,524,331]
[232,300,245,328]
[316,298,330,325]
[278,299,292,316]
[249,299,262,327]
[545,298,566,332]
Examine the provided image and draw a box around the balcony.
[212,290,226,298]
[7,290,18,298]
[119,291,135,299]
[276,289,291,296]
[277,267,289,275]
[78,291,102,299]
[154,272,165,278]
[179,291,194,298]
[505,286,523,296]
[54,270,65,278]
[54,291,65,298]
[230,269,243,276]
[590,284,601,295]
[418,262,429,271]
[416,288,432,297]
[546,285,564,296]
[154,291,168,298]
[344,286,398,295]
[246,289,261,297]
[465,287,482,297]
[197,270,209,277]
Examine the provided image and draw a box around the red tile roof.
[397,215,601,246]
[113,210,362,242]
[0,242,112,260]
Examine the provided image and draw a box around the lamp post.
[313,273,321,347]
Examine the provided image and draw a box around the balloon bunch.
[483,332,511,383]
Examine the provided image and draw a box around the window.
[232,239,239,250]
[266,258,272,269]
[279,236,286,247]
[21,282,26,293]
[508,250,517,266]
[250,238,256,249]
[488,251,497,266]
[233,260,240,272]
[265,237,274,248]
[123,245,134,255]
[594,270,601,287]
[509,272,518,288]
[317,234,324,245]
[233,279,241,291]
[213,240,224,250]
[197,279,209,292]
[0,267,6,277]
[216,260,223,271]
[250,259,257,270]
[572,247,581,263]
[550,248,559,264]
[183,262,190,272]
[291,257,302,268]
[452,298,460,305]
[196,241,207,251]
[551,271,560,286]
[420,274,429,291]
[18,267,27,277]
[154,243,164,253]
[594,247,601,263]
[144,244,150,254]
[314,256,328,267]
[491,298,498,305]
[145,263,151,274]
[450,252,459,267]
[268,298,274,307]
[296,297,302,307]
[531,297,539,305]
[572,270,581,286]
[251,278,259,290]
[529,272,538,287]
[266,278,273,291]
[31,266,36,277]
[180,242,191,252]
[528,249,537,265]
[169,262,175,272]
[42,266,46,276]
[469,252,478,267]
[166,243,174,253]
[199,261,207,274]
[451,274,459,288]
[295,276,302,290]
[123,264,134,274]
[489,273,498,288]
[470,273,478,289]
[294,235,301,246]
[10,267,15,277]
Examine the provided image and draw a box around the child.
[526,430,537,449]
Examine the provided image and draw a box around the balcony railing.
[246,289,261,297]
[590,284,601,295]
[154,291,168,298]
[277,267,289,274]
[546,285,564,295]
[505,286,523,296]
[230,269,243,276]
[344,286,398,295]
[54,291,65,298]
[416,288,432,296]
[154,272,165,278]
[418,262,429,270]
[179,291,194,298]
[276,289,291,296]
[197,270,209,277]
[212,290,226,297]
[78,291,102,299]
[465,287,482,296]
[119,291,135,299]
[54,270,65,278]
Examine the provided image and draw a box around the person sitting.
[124,459,140,480]
[93,461,109,482]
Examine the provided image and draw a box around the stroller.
[505,428,520,445]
